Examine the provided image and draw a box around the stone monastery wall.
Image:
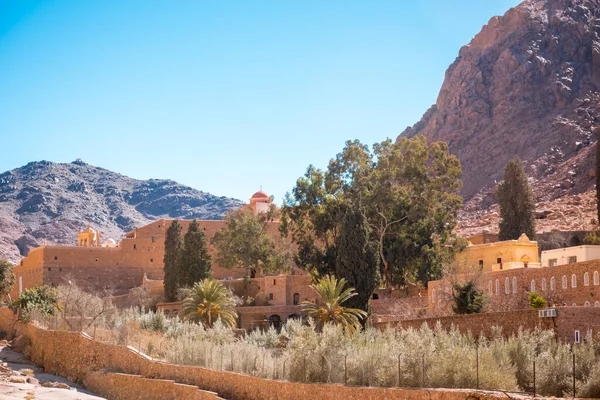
[0,308,539,400]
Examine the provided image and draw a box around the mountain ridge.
[0,159,244,263]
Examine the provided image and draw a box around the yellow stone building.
[457,233,541,272]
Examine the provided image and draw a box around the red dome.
[251,190,270,199]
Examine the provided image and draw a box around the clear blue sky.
[0,0,519,204]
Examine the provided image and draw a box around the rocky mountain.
[400,0,600,209]
[0,160,244,263]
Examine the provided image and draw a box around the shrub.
[528,292,547,309]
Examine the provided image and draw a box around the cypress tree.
[163,220,183,302]
[335,206,379,312]
[180,219,212,286]
[497,157,536,241]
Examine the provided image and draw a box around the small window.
[505,278,510,294]
[551,277,556,290]
[541,278,546,291]
[568,256,577,264]
[575,330,581,344]
[53,256,58,261]
[585,301,590,307]
[133,244,137,250]
[497,258,502,269]
[59,267,62,272]
[151,236,156,243]
[562,275,567,289]
[572,274,577,288]
[150,258,154,263]
[595,271,599,286]
[293,293,300,305]
[572,303,577,307]
[584,272,589,286]
[530,280,536,292]
[549,258,558,267]
[595,301,600,307]
[478,260,484,270]
[95,258,99,262]
[495,279,499,295]
[47,267,51,272]
[273,279,276,286]
[512,277,517,294]
[269,293,274,300]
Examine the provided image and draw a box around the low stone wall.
[85,371,223,400]
[373,307,600,343]
[0,308,553,400]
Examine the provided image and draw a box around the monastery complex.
[10,190,600,339]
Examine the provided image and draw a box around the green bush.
[528,292,547,309]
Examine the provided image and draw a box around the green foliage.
[497,157,536,240]
[584,231,600,245]
[528,292,547,309]
[281,136,463,288]
[0,259,15,299]
[213,209,291,276]
[180,219,212,287]
[301,275,367,333]
[163,220,183,302]
[451,280,486,314]
[13,285,57,322]
[335,206,379,312]
[181,279,238,328]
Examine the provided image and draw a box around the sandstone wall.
[0,308,548,400]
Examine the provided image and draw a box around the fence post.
[303,355,307,382]
[422,353,425,388]
[397,355,401,387]
[476,347,479,390]
[533,360,536,397]
[283,358,287,381]
[345,354,348,385]
[231,350,234,371]
[573,351,576,398]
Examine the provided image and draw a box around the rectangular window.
[47,267,51,272]
[53,256,58,261]
[478,260,484,270]
[575,330,581,344]
[95,258,99,262]
[568,256,577,264]
[133,244,137,250]
[273,279,276,285]
[151,236,156,243]
[549,258,558,267]
[59,267,62,272]
[269,293,274,300]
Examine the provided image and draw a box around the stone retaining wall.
[0,308,553,400]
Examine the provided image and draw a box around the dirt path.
[0,341,104,400]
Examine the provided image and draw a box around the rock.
[399,0,600,202]
[40,381,71,389]
[534,210,553,219]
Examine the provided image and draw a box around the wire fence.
[30,311,600,398]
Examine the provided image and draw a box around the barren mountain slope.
[0,160,244,263]
[400,0,600,207]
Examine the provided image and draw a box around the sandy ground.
[0,342,104,400]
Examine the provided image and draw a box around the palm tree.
[181,279,238,328]
[301,275,367,333]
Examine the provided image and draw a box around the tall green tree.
[496,157,536,240]
[335,205,379,312]
[0,260,15,299]
[180,219,212,287]
[451,280,486,315]
[213,209,291,277]
[163,220,183,302]
[282,136,462,289]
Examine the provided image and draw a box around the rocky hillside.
[0,160,244,263]
[401,0,600,207]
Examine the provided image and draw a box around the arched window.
[572,303,577,307]
[541,278,547,291]
[495,279,499,295]
[293,293,300,305]
[585,301,590,307]
[489,280,493,294]
[595,271,599,286]
[512,277,517,294]
[595,301,600,307]
[550,277,556,290]
[505,278,510,294]
[584,272,589,286]
[572,274,577,288]
[530,280,536,292]
[562,275,567,289]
